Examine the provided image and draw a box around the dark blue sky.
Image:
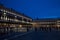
[0,0,60,19]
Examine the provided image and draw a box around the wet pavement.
[3,31,60,40]
[0,32,27,40]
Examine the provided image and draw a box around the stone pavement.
[8,31,60,40]
[0,31,32,40]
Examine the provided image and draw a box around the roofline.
[0,4,32,19]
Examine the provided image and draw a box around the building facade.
[32,18,60,31]
[0,4,32,35]
[0,4,60,35]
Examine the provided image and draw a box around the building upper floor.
[0,4,32,24]
[32,18,60,25]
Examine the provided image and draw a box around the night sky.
[0,0,60,19]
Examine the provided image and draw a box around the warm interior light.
[19,25,22,27]
[4,12,6,14]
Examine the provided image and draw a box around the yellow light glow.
[19,25,22,27]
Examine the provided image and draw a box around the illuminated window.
[1,16,3,19]
[5,17,7,20]
[4,12,6,15]
[19,25,22,27]
[57,25,60,27]
[8,18,10,20]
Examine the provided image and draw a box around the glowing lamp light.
[4,12,6,14]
